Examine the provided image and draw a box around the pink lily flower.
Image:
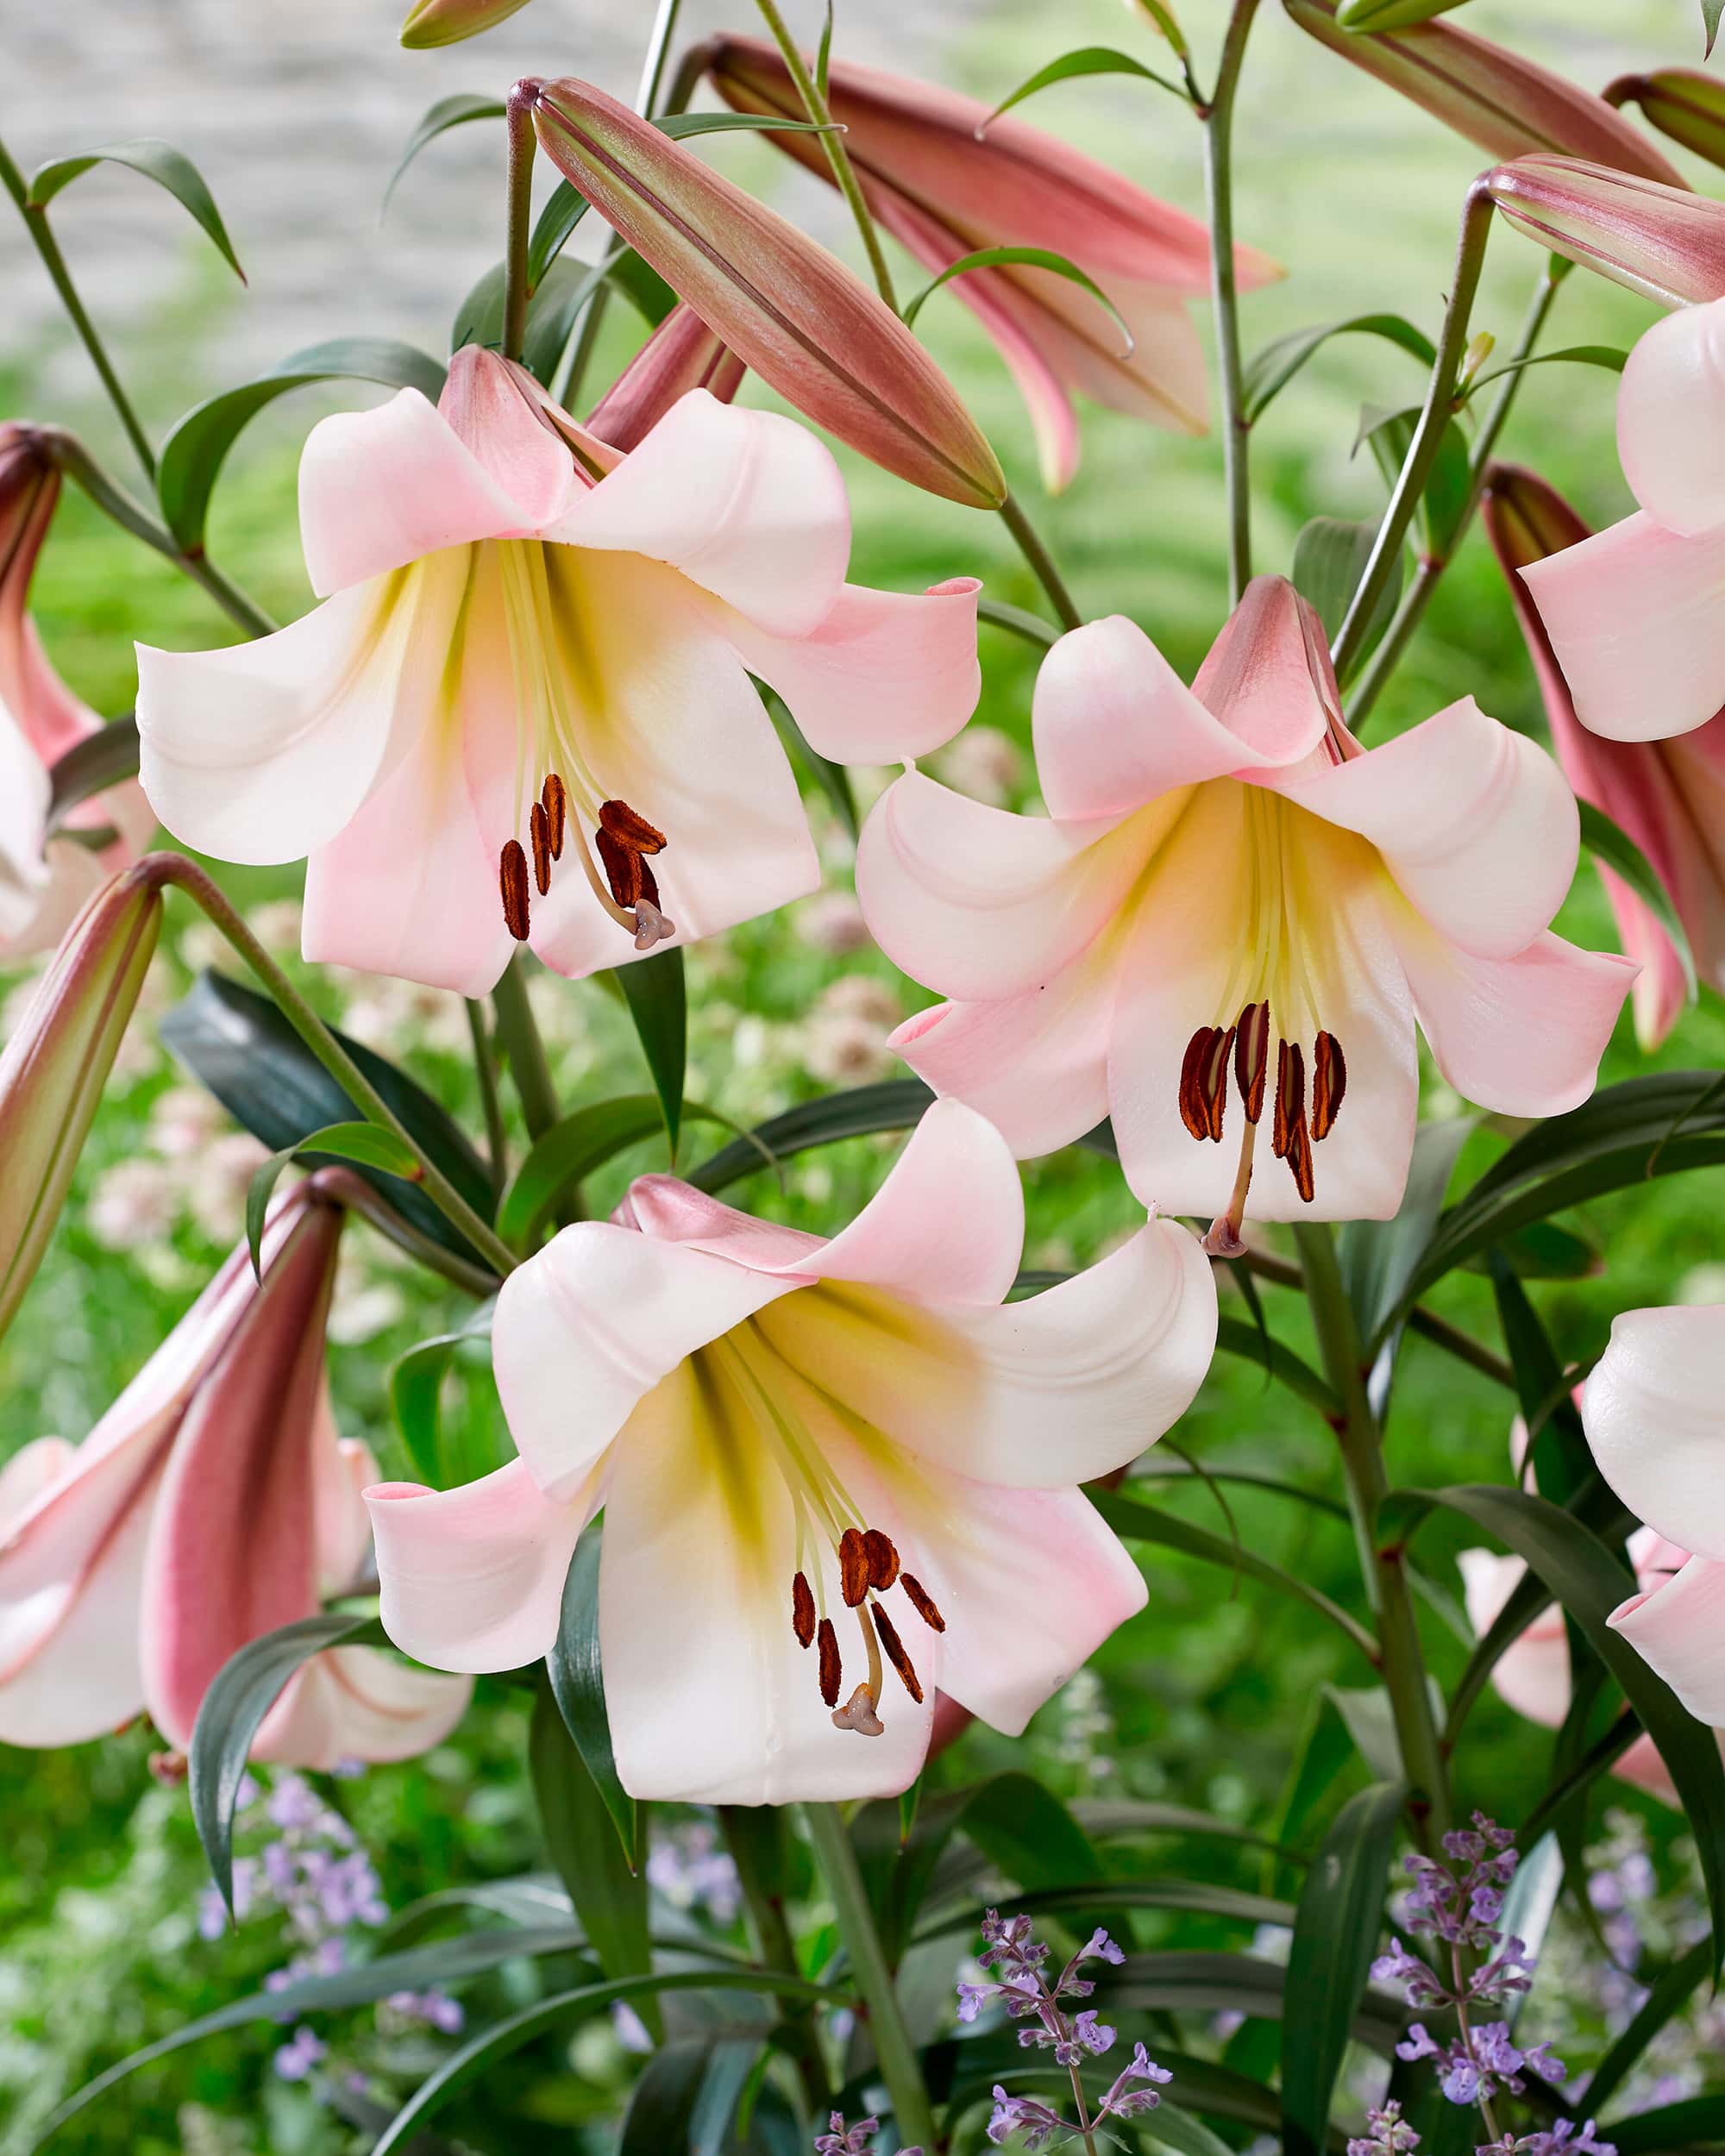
[1485,463,1725,1050]
[0,1182,470,1763]
[0,425,154,958]
[706,38,1281,492]
[1582,1303,1725,1727]
[856,577,1633,1247]
[365,1100,1217,1804]
[134,348,981,994]
[1521,294,1725,743]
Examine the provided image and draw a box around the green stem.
[311,1166,504,1298]
[491,954,561,1142]
[0,137,156,484]
[1331,182,1495,685]
[1346,257,1567,730]
[718,1807,830,2121]
[502,87,537,366]
[752,0,899,312]
[801,1803,938,2151]
[998,492,1082,632]
[1200,0,1262,606]
[139,853,517,1280]
[1292,1222,1452,1848]
[465,999,510,1199]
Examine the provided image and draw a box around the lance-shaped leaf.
[385,92,506,208]
[522,75,1007,508]
[1283,0,1684,181]
[28,139,244,279]
[1485,154,1725,306]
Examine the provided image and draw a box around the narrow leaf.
[1244,313,1436,423]
[45,718,141,831]
[498,1095,668,1245]
[1463,344,1628,398]
[982,46,1190,128]
[618,949,687,1155]
[243,1145,298,1280]
[1291,515,1404,660]
[28,139,244,279]
[903,246,1133,355]
[1584,1934,1712,2114]
[385,93,506,210]
[1579,798,1697,1003]
[1709,0,1725,58]
[388,1300,496,1483]
[548,1533,637,1864]
[689,1079,936,1194]
[978,595,1061,648]
[1215,1314,1341,1420]
[763,685,859,840]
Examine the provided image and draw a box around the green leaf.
[1214,1314,1341,1420]
[903,246,1134,355]
[1101,1951,1405,2047]
[529,1686,655,2031]
[1336,0,1472,23]
[690,1079,937,1194]
[1605,2094,1725,2154]
[982,45,1190,128]
[548,1533,637,1865]
[618,2037,761,2156]
[1094,1490,1379,1661]
[28,139,244,280]
[1579,798,1697,1004]
[1339,1116,1477,1353]
[1486,1253,1592,1505]
[978,596,1061,648]
[1377,1073,1725,1338]
[764,685,859,841]
[1709,0,1725,59]
[1360,402,1474,559]
[1151,2108,1242,2156]
[1388,1482,1725,1965]
[1281,1782,1405,2156]
[617,949,687,1156]
[389,1300,497,1483]
[385,93,506,210]
[189,1612,383,1912]
[1243,313,1436,423]
[35,1924,594,2140]
[527,181,592,289]
[913,1877,1296,1946]
[156,338,448,552]
[1462,344,1628,398]
[1584,1934,1713,2115]
[369,1969,837,2156]
[45,717,141,832]
[1290,515,1404,661]
[498,1095,668,1246]
[815,0,835,91]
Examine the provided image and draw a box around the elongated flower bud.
[520,76,1007,509]
[1283,0,1685,183]
[1608,69,1725,172]
[1485,155,1725,306]
[399,0,533,47]
[0,864,162,1339]
[586,303,747,454]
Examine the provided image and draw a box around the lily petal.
[254,1646,473,1769]
[1582,1304,1725,1558]
[1616,293,1725,538]
[1610,1552,1725,1725]
[437,346,587,533]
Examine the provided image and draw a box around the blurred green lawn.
[3,0,1725,2147]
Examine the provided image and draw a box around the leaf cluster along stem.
[1332,182,1495,685]
[1292,1223,1452,1849]
[135,853,518,1282]
[1346,257,1568,730]
[800,1802,939,2151]
[1201,0,1263,607]
[752,0,900,313]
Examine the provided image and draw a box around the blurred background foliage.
[3,0,1725,2149]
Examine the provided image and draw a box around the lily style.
[705,37,1281,492]
[857,577,1633,1247]
[0,1182,470,1764]
[135,348,982,996]
[1521,293,1725,743]
[0,424,154,959]
[1485,463,1725,1049]
[1582,1303,1725,1726]
[365,1100,1218,1804]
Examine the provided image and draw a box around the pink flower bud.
[586,303,746,455]
[1283,0,1685,182]
[398,0,533,47]
[520,75,1007,510]
[1607,68,1725,173]
[0,863,162,1339]
[1485,155,1725,306]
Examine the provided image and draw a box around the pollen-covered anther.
[839,1526,872,1608]
[1234,1000,1270,1125]
[530,800,553,897]
[791,1570,816,1649]
[1311,1031,1346,1142]
[596,825,643,910]
[1178,1026,1220,1143]
[872,1602,924,1703]
[816,1617,842,1707]
[900,1573,946,1633]
[832,1683,885,1736]
[862,1527,900,1590]
[499,840,531,941]
[540,772,567,860]
[1271,1038,1306,1163]
[599,799,667,855]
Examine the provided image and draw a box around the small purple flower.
[1350,2100,1422,2156]
[1397,2023,1440,2063]
[986,2088,1065,2150]
[273,2026,326,2083]
[1098,2042,1173,2122]
[957,1983,989,2023]
[814,2115,922,2156]
[1080,1927,1126,1966]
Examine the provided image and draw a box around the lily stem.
[999,491,1082,632]
[492,953,561,1144]
[0,136,156,484]
[138,853,518,1282]
[465,999,511,1199]
[502,87,538,367]
[1201,0,1262,607]
[752,0,900,313]
[801,1802,939,2152]
[1332,182,1495,684]
[1292,1221,1452,1850]
[1346,256,1569,731]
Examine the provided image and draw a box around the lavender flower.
[1349,2099,1422,2156]
[814,2114,922,2155]
[273,2026,326,2083]
[987,2089,1067,2149]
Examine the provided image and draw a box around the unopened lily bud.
[520,75,1007,510]
[1336,0,1469,27]
[1609,69,1725,172]
[586,303,746,454]
[0,863,162,1339]
[1485,155,1725,306]
[1457,329,1496,394]
[1283,0,1685,183]
[399,0,533,47]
